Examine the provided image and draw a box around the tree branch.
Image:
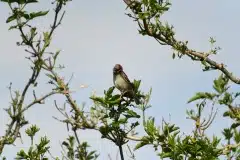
[21,91,60,113]
[124,0,240,84]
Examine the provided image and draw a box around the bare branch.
[21,91,60,113]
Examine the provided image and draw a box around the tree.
[0,0,239,159]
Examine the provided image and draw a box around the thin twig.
[21,91,59,113]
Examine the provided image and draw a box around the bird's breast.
[114,74,130,91]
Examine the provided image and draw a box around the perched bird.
[113,64,140,104]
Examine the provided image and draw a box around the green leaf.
[110,94,120,101]
[8,25,18,30]
[218,92,233,105]
[25,125,40,137]
[231,123,240,129]
[223,111,231,117]
[144,118,158,136]
[106,86,115,96]
[212,135,221,147]
[1,0,20,3]
[163,124,175,136]
[234,129,240,143]
[90,97,105,104]
[187,92,217,103]
[222,128,233,140]
[6,10,42,23]
[133,79,141,92]
[118,118,128,124]
[29,11,49,19]
[209,37,216,44]
[1,0,38,4]
[6,14,17,23]
[108,95,121,104]
[111,121,121,128]
[213,74,229,94]
[159,152,172,158]
[16,149,29,159]
[43,31,50,47]
[125,110,140,118]
[23,13,30,20]
[53,50,61,60]
[134,136,151,150]
[130,121,139,129]
[26,0,38,3]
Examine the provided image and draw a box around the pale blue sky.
[0,0,240,159]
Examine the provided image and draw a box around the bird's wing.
[121,71,131,84]
[121,71,136,91]
[122,71,136,90]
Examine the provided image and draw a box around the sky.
[0,0,240,159]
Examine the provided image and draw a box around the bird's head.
[113,64,123,74]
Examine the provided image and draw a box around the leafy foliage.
[15,125,50,160]
[62,136,99,160]
[90,83,146,147]
[1,0,240,160]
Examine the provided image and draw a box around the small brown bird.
[113,64,140,104]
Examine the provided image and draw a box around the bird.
[113,64,140,104]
